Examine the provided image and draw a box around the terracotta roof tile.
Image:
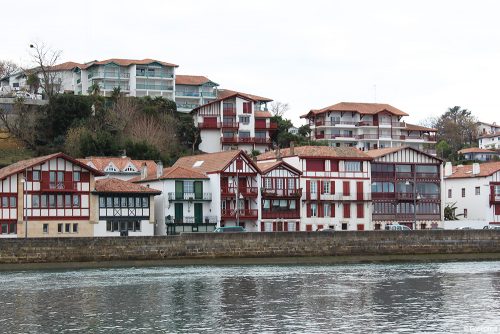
[446,162,500,179]
[0,153,104,181]
[78,157,157,176]
[174,150,258,174]
[50,61,84,71]
[82,58,178,69]
[175,75,218,86]
[458,147,498,154]
[365,146,444,161]
[478,132,500,139]
[256,160,302,174]
[132,166,208,183]
[217,89,273,102]
[257,146,372,161]
[94,178,161,194]
[404,123,437,132]
[255,111,272,118]
[301,102,409,118]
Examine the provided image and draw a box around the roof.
[255,111,272,118]
[404,123,437,132]
[365,146,444,162]
[49,62,84,71]
[257,146,372,161]
[458,147,498,154]
[256,160,302,175]
[94,178,161,194]
[174,150,258,174]
[301,102,409,118]
[478,132,500,139]
[0,152,105,181]
[82,58,178,69]
[175,75,218,86]
[477,121,500,128]
[217,89,273,102]
[78,157,157,176]
[132,166,208,183]
[191,93,257,113]
[446,162,500,179]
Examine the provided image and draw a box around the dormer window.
[123,163,137,173]
[104,164,118,173]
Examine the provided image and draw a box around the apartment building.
[0,152,104,238]
[458,148,499,162]
[257,160,302,232]
[78,156,159,181]
[192,90,275,153]
[477,121,500,137]
[132,165,216,235]
[478,132,500,149]
[444,162,500,228]
[366,147,443,230]
[175,75,218,113]
[258,146,373,231]
[174,150,261,232]
[93,178,160,236]
[301,102,437,153]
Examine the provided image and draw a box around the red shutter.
[331,160,339,172]
[81,172,90,182]
[343,181,350,196]
[317,224,324,230]
[343,203,351,218]
[319,181,324,194]
[296,221,300,231]
[357,203,364,218]
[357,224,364,231]
[331,204,335,217]
[307,203,311,217]
[331,181,335,194]
[356,182,363,201]
[26,171,33,181]
[318,203,324,217]
[284,222,288,231]
[306,180,311,200]
[306,224,312,232]
[306,159,325,171]
[495,204,500,216]
[260,221,265,232]
[272,221,277,231]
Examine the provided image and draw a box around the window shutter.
[343,181,350,196]
[272,221,277,232]
[284,222,288,232]
[306,180,311,200]
[357,203,364,218]
[320,181,324,194]
[307,203,311,217]
[260,221,265,232]
[296,221,300,231]
[495,204,500,216]
[331,181,335,194]
[331,203,335,217]
[318,203,323,217]
[343,203,351,218]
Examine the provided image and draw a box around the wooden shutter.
[318,203,324,217]
[306,180,311,200]
[307,203,311,217]
[343,203,351,218]
[356,182,363,200]
[331,203,335,217]
[331,181,335,194]
[296,221,300,231]
[319,181,324,194]
[343,181,350,196]
[260,221,265,232]
[284,222,288,232]
[357,203,364,218]
[495,204,500,216]
[272,221,277,232]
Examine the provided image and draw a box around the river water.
[1,261,500,333]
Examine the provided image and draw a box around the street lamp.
[405,179,421,230]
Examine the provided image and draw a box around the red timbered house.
[0,153,104,238]
[257,160,302,232]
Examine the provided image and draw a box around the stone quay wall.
[1,230,500,264]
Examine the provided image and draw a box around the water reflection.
[0,262,500,333]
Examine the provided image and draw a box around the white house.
[478,133,500,150]
[458,148,499,161]
[175,75,218,113]
[477,121,500,137]
[444,161,500,228]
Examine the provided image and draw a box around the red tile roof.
[301,102,409,118]
[255,111,272,118]
[132,166,208,183]
[256,160,302,174]
[257,146,372,161]
[217,89,273,102]
[175,75,218,86]
[174,150,258,174]
[78,157,158,176]
[0,152,104,181]
[94,178,161,194]
[50,61,84,71]
[446,162,500,179]
[478,132,500,139]
[82,58,178,69]
[458,147,498,154]
[404,123,437,132]
[365,146,444,161]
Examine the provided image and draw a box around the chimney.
[290,141,295,156]
[140,162,148,180]
[121,149,127,159]
[156,161,163,178]
[472,162,480,175]
[444,162,452,177]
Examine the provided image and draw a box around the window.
[99,197,106,208]
[242,102,252,113]
[57,195,63,208]
[49,195,56,208]
[1,197,7,207]
[65,224,71,233]
[311,203,317,217]
[107,197,113,208]
[121,197,127,207]
[276,179,284,189]
[464,208,468,218]
[448,189,452,198]
[323,181,330,194]
[184,181,194,193]
[371,182,395,193]
[43,224,48,234]
[32,195,40,208]
[324,203,330,217]
[343,203,351,218]
[123,165,136,172]
[345,161,362,172]
[41,195,47,208]
[73,171,80,182]
[475,187,480,195]
[65,194,72,208]
[341,223,348,230]
[58,223,63,233]
[32,170,40,181]
[239,116,250,124]
[310,181,317,194]
[142,197,148,208]
[73,224,78,233]
[9,197,16,208]
[265,178,272,189]
[73,195,80,208]
[288,179,295,190]
[462,188,465,197]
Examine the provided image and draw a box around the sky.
[3,0,500,126]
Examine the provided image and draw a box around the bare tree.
[0,60,20,78]
[0,99,43,150]
[28,42,62,99]
[270,101,290,117]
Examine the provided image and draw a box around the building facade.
[175,75,218,113]
[78,156,159,181]
[478,133,500,150]
[366,147,443,230]
[476,121,500,137]
[192,90,275,154]
[458,148,499,162]
[258,146,373,231]
[301,102,437,153]
[444,162,500,228]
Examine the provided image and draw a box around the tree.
[26,72,40,94]
[435,140,452,160]
[0,60,20,78]
[270,101,290,117]
[444,203,460,220]
[28,42,62,99]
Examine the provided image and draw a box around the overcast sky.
[3,0,500,126]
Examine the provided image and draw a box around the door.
[174,203,183,223]
[356,182,364,200]
[194,203,203,224]
[194,181,203,200]
[175,181,183,200]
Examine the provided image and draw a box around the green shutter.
[194,181,203,200]
[194,203,203,224]
[174,203,183,223]
[175,181,184,200]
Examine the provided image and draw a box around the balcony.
[261,210,300,219]
[136,83,173,91]
[177,103,200,110]
[221,209,258,219]
[396,193,440,201]
[198,122,221,129]
[416,173,440,179]
[221,121,239,129]
[255,121,278,130]
[314,120,358,127]
[40,181,77,192]
[254,137,271,144]
[167,215,218,224]
[395,135,437,142]
[261,188,302,198]
[356,134,379,140]
[306,192,372,201]
[88,71,130,79]
[372,172,395,179]
[220,137,270,144]
[221,187,258,197]
[372,213,441,221]
[223,108,236,116]
[167,192,212,201]
[175,91,201,97]
[490,194,500,204]
[201,91,217,98]
[135,71,174,79]
[392,121,406,127]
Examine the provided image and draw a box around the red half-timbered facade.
[258,161,302,232]
[0,152,104,238]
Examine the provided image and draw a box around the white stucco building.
[175,75,218,113]
[478,133,500,150]
[444,162,500,229]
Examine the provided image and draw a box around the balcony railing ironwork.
[41,181,78,191]
[221,187,258,197]
[221,209,258,219]
[261,188,302,197]
[261,210,300,219]
[167,192,212,201]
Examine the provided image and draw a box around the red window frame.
[357,203,364,218]
[343,203,351,218]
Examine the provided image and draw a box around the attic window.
[123,165,137,172]
[105,165,118,172]
[193,161,204,168]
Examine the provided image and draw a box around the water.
[1,261,500,333]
